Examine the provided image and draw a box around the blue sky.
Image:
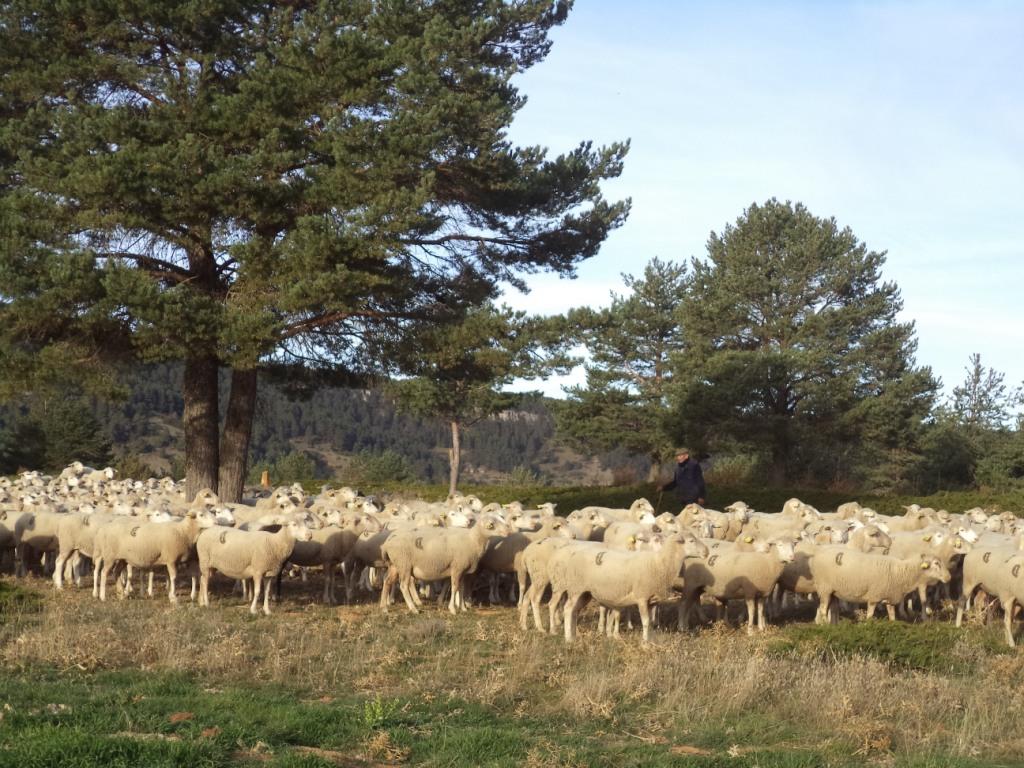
[501,1,1024,401]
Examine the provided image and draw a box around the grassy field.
[3,574,1024,767]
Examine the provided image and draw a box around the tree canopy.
[673,199,937,487]
[0,0,629,499]
[554,257,687,477]
[387,302,572,493]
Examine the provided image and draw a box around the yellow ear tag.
[744,536,753,543]
[922,535,932,542]
[920,561,929,569]
[628,535,636,543]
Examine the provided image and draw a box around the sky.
[500,0,1024,400]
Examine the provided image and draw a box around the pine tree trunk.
[448,419,461,497]
[218,368,258,504]
[184,354,220,502]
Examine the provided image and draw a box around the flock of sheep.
[3,462,1024,646]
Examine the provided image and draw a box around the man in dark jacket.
[660,448,706,507]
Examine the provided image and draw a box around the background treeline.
[0,365,641,487]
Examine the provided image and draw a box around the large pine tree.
[674,199,936,486]
[0,1,629,500]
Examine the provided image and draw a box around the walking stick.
[656,489,664,514]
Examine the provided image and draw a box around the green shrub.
[345,449,412,486]
[767,621,1010,673]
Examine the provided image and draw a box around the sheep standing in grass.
[678,539,796,634]
[288,512,382,604]
[95,510,223,602]
[380,514,513,615]
[478,515,577,605]
[955,539,1024,643]
[550,532,709,643]
[810,550,950,623]
[197,519,313,615]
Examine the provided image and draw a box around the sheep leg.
[757,596,767,631]
[1004,597,1016,647]
[379,567,396,613]
[516,568,529,609]
[919,584,933,619]
[548,589,565,635]
[249,574,263,615]
[448,572,460,615]
[563,593,582,644]
[199,569,211,607]
[74,554,89,587]
[886,603,896,622]
[745,598,756,635]
[597,606,606,635]
[146,570,155,598]
[262,576,273,615]
[166,562,178,603]
[815,592,831,625]
[518,586,532,630]
[99,560,113,602]
[956,583,978,628]
[52,549,71,590]
[638,600,652,643]
[92,557,102,598]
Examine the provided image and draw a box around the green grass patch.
[0,580,42,617]
[0,666,922,768]
[768,620,1013,673]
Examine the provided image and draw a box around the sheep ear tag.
[922,535,932,542]
[744,536,753,543]
[920,561,929,570]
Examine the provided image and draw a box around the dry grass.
[3,573,1024,762]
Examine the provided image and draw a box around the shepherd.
[660,448,706,508]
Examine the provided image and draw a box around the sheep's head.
[965,507,989,524]
[547,519,576,539]
[192,488,219,507]
[478,514,513,538]
[677,532,710,559]
[920,555,951,584]
[213,507,236,527]
[537,502,557,516]
[768,538,796,563]
[630,498,655,514]
[446,508,474,528]
[510,512,541,532]
[288,519,314,542]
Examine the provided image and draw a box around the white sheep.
[94,509,223,602]
[380,514,514,614]
[810,549,951,623]
[550,532,710,643]
[196,518,313,614]
[679,539,796,634]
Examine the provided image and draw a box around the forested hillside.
[81,366,628,486]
